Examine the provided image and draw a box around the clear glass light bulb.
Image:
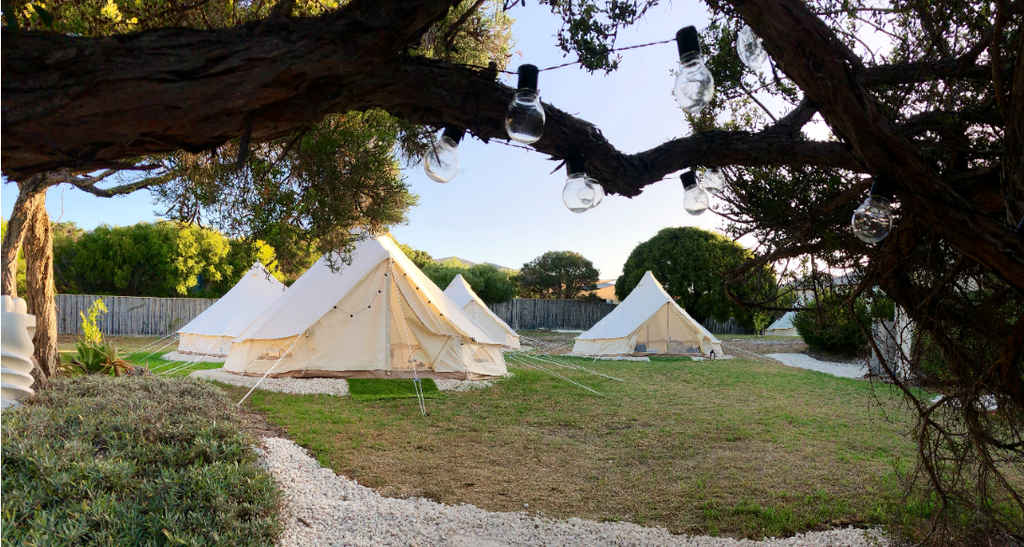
[701,168,726,195]
[851,196,893,243]
[423,136,459,183]
[684,185,710,215]
[563,173,596,213]
[506,90,545,144]
[674,52,715,115]
[736,25,769,70]
[589,182,605,209]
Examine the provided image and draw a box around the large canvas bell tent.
[572,271,723,357]
[765,311,799,336]
[177,262,286,357]
[444,274,520,349]
[224,235,507,379]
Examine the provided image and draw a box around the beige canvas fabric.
[573,271,723,357]
[177,262,286,357]
[444,274,520,349]
[224,235,507,379]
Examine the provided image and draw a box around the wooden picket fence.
[56,294,218,337]
[55,293,751,337]
[488,299,617,331]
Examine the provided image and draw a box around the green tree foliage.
[60,221,282,297]
[793,292,870,356]
[518,251,598,300]
[422,260,517,305]
[397,242,435,269]
[616,227,780,330]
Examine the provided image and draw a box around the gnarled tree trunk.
[22,190,60,379]
[0,183,44,297]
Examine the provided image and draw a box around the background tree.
[4,0,1024,537]
[422,260,518,304]
[518,251,599,300]
[616,227,781,330]
[396,242,435,269]
[793,291,870,355]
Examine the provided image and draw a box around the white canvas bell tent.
[444,274,520,349]
[177,262,286,357]
[765,311,799,336]
[572,271,723,357]
[223,235,507,379]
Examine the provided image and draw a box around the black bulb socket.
[869,176,896,200]
[676,26,701,58]
[566,152,586,176]
[517,64,539,91]
[442,126,465,144]
[680,170,698,190]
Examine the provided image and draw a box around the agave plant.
[65,341,135,377]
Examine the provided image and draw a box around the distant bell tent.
[572,271,723,357]
[176,262,286,357]
[444,274,520,349]
[764,311,799,337]
[224,235,507,379]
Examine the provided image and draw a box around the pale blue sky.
[2,0,744,279]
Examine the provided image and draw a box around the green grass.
[1,376,280,546]
[215,355,934,539]
[348,378,442,401]
[126,350,224,378]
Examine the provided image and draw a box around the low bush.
[793,292,870,355]
[1,376,280,546]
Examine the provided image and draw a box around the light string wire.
[450,37,677,75]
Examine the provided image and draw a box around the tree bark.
[0,183,42,297]
[22,192,60,379]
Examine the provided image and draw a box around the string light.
[423,126,463,183]
[701,167,726,195]
[562,152,600,213]
[736,25,769,70]
[506,64,546,144]
[673,26,715,114]
[681,170,709,215]
[852,176,896,243]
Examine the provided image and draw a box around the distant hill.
[435,256,515,272]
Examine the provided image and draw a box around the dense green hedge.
[793,292,871,355]
[1,376,280,546]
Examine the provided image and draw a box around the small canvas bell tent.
[224,235,507,379]
[177,262,286,356]
[765,311,799,336]
[572,271,723,357]
[444,274,520,349]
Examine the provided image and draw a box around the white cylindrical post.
[2,295,37,409]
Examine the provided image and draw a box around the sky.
[1,0,806,279]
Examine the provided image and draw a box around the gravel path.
[259,437,888,547]
[765,353,868,379]
[161,350,226,363]
[192,368,500,396]
[191,368,351,396]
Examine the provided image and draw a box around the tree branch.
[730,0,1024,291]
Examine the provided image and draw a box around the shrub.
[793,292,870,355]
[1,376,281,546]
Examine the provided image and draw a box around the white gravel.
[259,436,888,547]
[191,368,351,397]
[161,350,226,363]
[191,367,500,396]
[765,353,868,379]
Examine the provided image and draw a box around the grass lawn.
[204,355,931,539]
